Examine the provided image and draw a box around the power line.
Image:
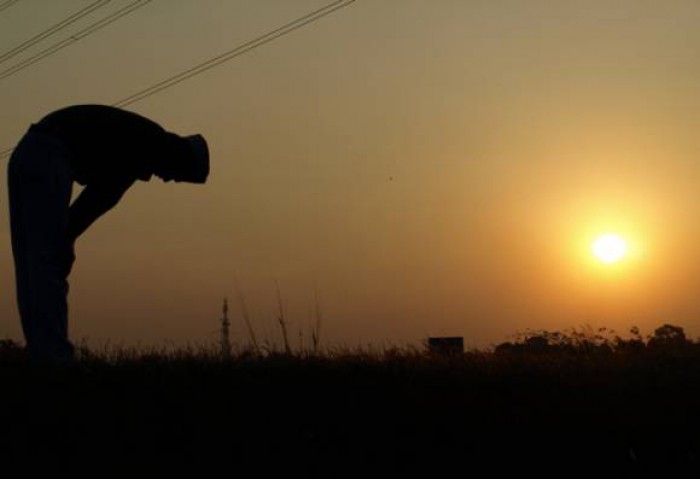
[0,0,110,65]
[0,0,357,159]
[0,0,151,81]
[0,0,21,15]
[114,0,355,107]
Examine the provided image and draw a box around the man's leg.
[8,133,74,364]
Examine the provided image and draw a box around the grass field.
[1,329,699,477]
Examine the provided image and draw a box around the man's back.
[38,105,190,185]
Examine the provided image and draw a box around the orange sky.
[2,0,700,350]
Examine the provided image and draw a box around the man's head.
[157,134,210,183]
[182,135,209,183]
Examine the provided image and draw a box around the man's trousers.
[8,127,74,363]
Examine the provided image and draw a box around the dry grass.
[2,328,700,475]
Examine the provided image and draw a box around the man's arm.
[66,177,136,242]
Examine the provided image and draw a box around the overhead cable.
[114,0,355,107]
[0,0,21,15]
[0,0,110,65]
[0,0,151,81]
[0,0,356,159]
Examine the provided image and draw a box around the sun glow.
[592,233,628,264]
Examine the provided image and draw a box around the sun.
[592,233,628,264]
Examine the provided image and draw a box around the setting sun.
[592,233,628,264]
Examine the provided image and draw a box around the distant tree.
[495,327,619,356]
[647,323,689,350]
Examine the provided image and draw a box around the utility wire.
[0,0,110,65]
[0,0,356,159]
[114,0,355,107]
[0,0,151,81]
[0,0,20,15]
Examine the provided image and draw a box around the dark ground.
[1,346,699,477]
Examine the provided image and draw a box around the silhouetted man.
[7,105,209,364]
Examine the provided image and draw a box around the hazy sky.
[2,0,700,350]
